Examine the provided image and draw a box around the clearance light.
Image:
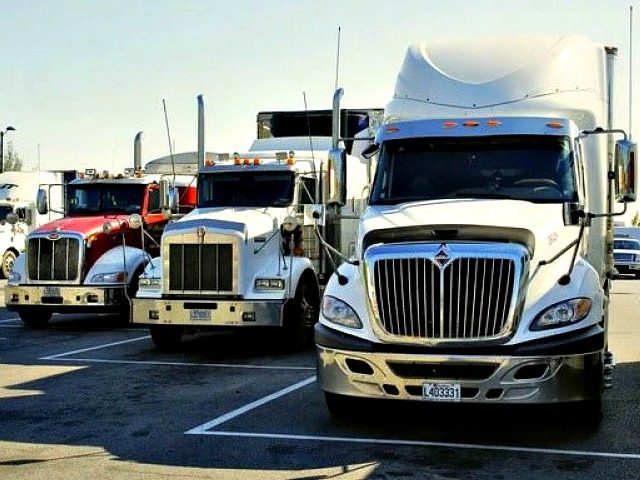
[546,121,564,129]
[442,121,458,129]
[205,159,214,166]
[486,120,502,127]
[243,158,251,165]
[385,126,400,134]
[233,152,241,165]
[85,168,96,176]
[253,158,261,165]
[287,151,295,165]
[463,120,479,128]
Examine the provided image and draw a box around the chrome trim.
[317,345,602,404]
[26,232,85,284]
[364,242,529,345]
[132,297,282,326]
[162,230,241,295]
[5,284,126,308]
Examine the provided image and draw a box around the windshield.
[614,239,640,250]
[370,135,578,205]
[67,184,146,215]
[198,171,295,208]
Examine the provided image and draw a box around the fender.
[282,256,316,299]
[7,252,26,284]
[84,245,149,285]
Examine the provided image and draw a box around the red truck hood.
[32,215,130,238]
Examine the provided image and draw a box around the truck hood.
[31,215,130,238]
[168,207,288,239]
[361,199,575,264]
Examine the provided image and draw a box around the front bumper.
[614,262,640,275]
[316,324,603,404]
[5,284,128,314]
[132,297,283,327]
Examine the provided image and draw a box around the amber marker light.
[546,121,564,129]
[442,121,458,129]
[486,120,502,127]
[463,120,479,128]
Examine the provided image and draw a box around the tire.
[1,250,16,279]
[282,277,319,349]
[149,324,184,351]
[19,310,52,329]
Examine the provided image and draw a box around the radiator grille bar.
[373,256,515,339]
[169,243,233,292]
[28,237,80,281]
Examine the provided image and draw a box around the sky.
[1,1,639,220]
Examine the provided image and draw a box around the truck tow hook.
[603,351,616,389]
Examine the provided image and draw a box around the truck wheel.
[149,325,184,351]
[1,250,16,279]
[282,278,319,349]
[19,310,52,329]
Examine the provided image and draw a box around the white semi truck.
[132,97,382,349]
[0,171,71,278]
[315,35,636,420]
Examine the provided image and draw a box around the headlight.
[90,271,127,283]
[321,295,362,329]
[530,298,591,331]
[255,278,285,290]
[138,277,161,287]
[8,271,21,284]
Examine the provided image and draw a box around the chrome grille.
[373,256,515,339]
[614,253,634,262]
[168,243,233,292]
[27,237,81,281]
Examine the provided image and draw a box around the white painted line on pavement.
[40,335,151,360]
[185,376,317,434]
[0,317,21,324]
[196,430,640,461]
[47,357,315,371]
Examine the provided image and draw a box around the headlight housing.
[138,277,161,288]
[530,298,592,331]
[90,271,127,283]
[321,295,362,329]
[255,278,285,290]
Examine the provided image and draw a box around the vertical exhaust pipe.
[332,88,344,149]
[197,94,205,166]
[134,131,143,170]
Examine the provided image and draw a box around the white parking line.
[199,431,640,461]
[186,377,640,461]
[40,335,151,360]
[185,376,317,433]
[0,317,21,324]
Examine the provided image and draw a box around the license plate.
[189,309,212,321]
[43,286,61,297]
[422,383,461,402]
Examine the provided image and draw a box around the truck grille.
[28,237,81,281]
[169,243,233,292]
[614,253,634,262]
[373,257,516,339]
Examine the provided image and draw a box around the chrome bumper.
[5,284,128,312]
[132,297,283,327]
[316,345,603,404]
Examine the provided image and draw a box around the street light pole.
[0,126,16,174]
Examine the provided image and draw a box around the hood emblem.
[433,244,451,269]
[197,225,206,242]
[48,227,62,241]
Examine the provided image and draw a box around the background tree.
[3,140,23,172]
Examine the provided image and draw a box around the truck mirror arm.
[311,212,358,286]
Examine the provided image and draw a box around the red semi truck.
[5,140,197,327]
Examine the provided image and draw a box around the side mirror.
[36,188,49,215]
[326,148,347,206]
[361,143,380,160]
[615,139,637,203]
[159,180,178,217]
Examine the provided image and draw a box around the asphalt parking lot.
[1,279,639,480]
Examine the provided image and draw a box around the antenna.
[334,26,341,91]
[630,4,634,140]
[162,98,176,179]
